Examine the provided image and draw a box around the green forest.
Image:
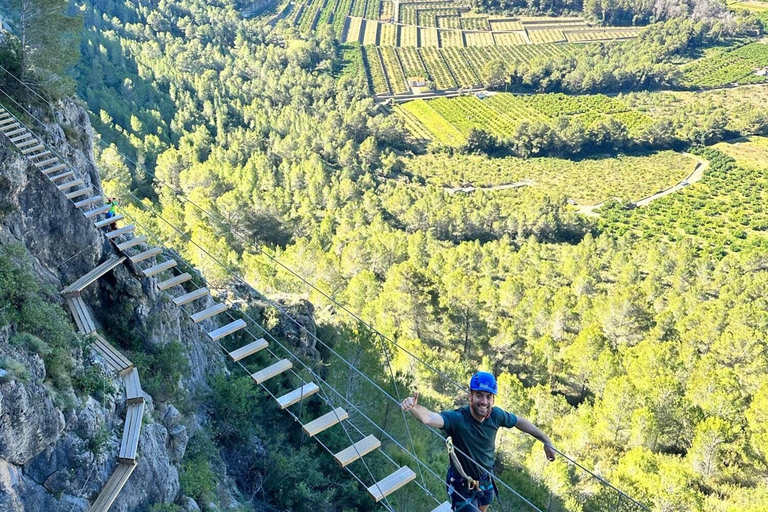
[1,0,768,510]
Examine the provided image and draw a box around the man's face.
[470,390,495,419]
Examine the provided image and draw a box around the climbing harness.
[446,436,478,491]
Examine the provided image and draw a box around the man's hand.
[544,444,556,462]
[401,392,419,412]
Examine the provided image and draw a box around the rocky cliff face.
[0,103,244,511]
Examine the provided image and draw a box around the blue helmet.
[469,372,497,395]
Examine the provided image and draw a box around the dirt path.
[444,180,534,194]
[574,152,709,217]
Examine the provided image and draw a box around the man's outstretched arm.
[515,416,556,461]
[401,392,444,428]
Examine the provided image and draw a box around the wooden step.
[14,137,37,147]
[21,144,44,155]
[61,255,126,297]
[251,359,292,384]
[157,272,191,290]
[276,382,319,409]
[430,502,453,512]
[127,246,161,263]
[118,402,144,462]
[106,224,136,239]
[172,286,208,305]
[334,435,381,468]
[228,338,268,361]
[5,128,27,137]
[74,195,103,209]
[115,235,147,252]
[90,333,133,374]
[66,296,96,334]
[190,303,228,323]
[56,179,83,191]
[367,467,417,502]
[94,214,124,228]
[1,124,20,133]
[0,118,14,126]
[83,203,111,219]
[42,163,66,174]
[123,368,144,405]
[49,170,74,182]
[208,319,247,341]
[30,150,52,161]
[37,157,58,168]
[0,122,19,131]
[87,461,136,512]
[65,187,93,200]
[302,407,349,437]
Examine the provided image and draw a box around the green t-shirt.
[440,405,517,479]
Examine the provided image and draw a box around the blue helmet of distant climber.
[469,371,497,395]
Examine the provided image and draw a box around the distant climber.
[105,197,118,231]
[401,371,556,512]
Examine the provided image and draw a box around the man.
[105,197,119,231]
[400,371,556,512]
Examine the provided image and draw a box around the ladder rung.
[2,126,22,135]
[65,187,93,200]
[251,359,292,384]
[106,224,135,239]
[116,235,147,251]
[334,435,381,468]
[21,144,45,155]
[276,382,319,409]
[49,171,74,182]
[37,157,58,167]
[430,502,453,512]
[190,303,228,323]
[30,151,52,161]
[56,179,83,191]
[83,203,111,219]
[144,259,178,278]
[14,137,37,147]
[302,407,349,437]
[228,338,268,361]
[157,272,191,290]
[5,128,26,137]
[172,286,207,305]
[94,214,124,228]
[367,467,417,502]
[43,163,66,174]
[0,122,19,131]
[0,117,14,125]
[208,319,246,341]
[127,246,161,263]
[74,195,103,209]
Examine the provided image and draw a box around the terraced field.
[682,42,768,88]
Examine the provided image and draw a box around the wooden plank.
[302,407,349,437]
[251,358,292,384]
[118,402,144,462]
[367,466,416,502]
[430,502,453,512]
[30,151,52,161]
[21,144,45,155]
[49,171,74,182]
[277,382,319,409]
[87,461,136,512]
[61,255,126,296]
[190,303,228,323]
[74,195,103,209]
[42,163,66,174]
[106,224,135,239]
[0,123,20,131]
[90,333,133,374]
[4,128,25,137]
[67,297,86,333]
[37,157,58,167]
[56,179,83,191]
[334,435,381,467]
[127,246,161,263]
[15,137,38,147]
[157,272,191,290]
[83,203,111,219]
[228,338,268,361]
[172,286,208,305]
[123,368,144,405]
[208,319,246,341]
[116,235,147,252]
[65,187,93,200]
[94,214,124,228]
[73,296,96,333]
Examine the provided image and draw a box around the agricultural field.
[494,32,527,45]
[404,151,697,205]
[363,20,379,45]
[489,19,523,31]
[527,29,566,44]
[361,45,390,94]
[397,101,466,146]
[439,29,465,48]
[682,42,768,88]
[714,136,768,170]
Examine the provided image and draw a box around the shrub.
[88,422,112,457]
[0,357,30,383]
[131,341,189,405]
[179,432,219,505]
[73,364,115,401]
